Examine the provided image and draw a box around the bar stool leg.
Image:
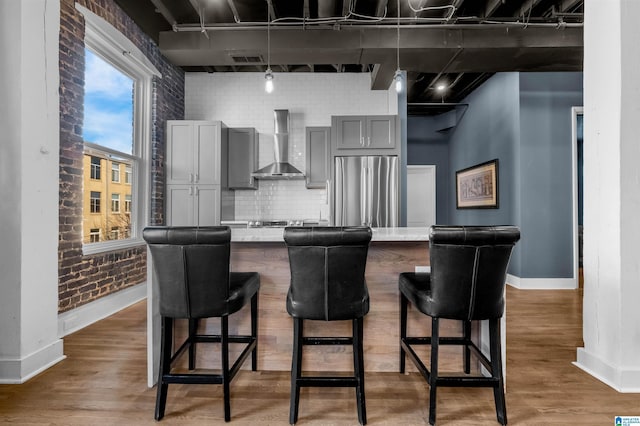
[221,315,231,422]
[463,320,472,374]
[353,317,367,425]
[155,317,172,420]
[490,318,507,425]
[251,292,259,371]
[290,318,303,424]
[428,317,439,426]
[188,318,198,370]
[399,293,408,373]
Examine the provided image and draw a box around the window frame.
[90,190,101,213]
[125,164,132,184]
[80,5,161,255]
[111,193,121,213]
[90,156,101,180]
[111,162,121,183]
[89,228,101,243]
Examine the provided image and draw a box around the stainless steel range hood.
[252,110,305,180]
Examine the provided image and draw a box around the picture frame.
[456,159,499,209]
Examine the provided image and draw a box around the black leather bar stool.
[283,226,372,425]
[399,225,520,425]
[143,226,260,422]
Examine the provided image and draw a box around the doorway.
[572,107,584,289]
[407,165,436,228]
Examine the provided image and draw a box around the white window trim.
[78,4,161,256]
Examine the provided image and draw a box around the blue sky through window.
[83,48,134,155]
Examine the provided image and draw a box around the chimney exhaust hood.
[252,110,305,180]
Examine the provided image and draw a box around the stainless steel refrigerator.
[334,156,398,227]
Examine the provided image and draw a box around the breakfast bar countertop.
[230,227,430,242]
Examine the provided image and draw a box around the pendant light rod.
[394,0,402,93]
[397,0,400,71]
[265,0,274,93]
[267,0,271,70]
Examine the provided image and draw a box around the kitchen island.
[149,227,478,384]
[221,227,433,373]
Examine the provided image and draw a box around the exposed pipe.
[421,48,464,97]
[170,20,583,32]
[149,0,177,29]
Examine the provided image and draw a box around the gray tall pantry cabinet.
[165,120,229,226]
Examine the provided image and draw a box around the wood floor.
[1,286,638,425]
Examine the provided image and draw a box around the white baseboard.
[507,274,578,290]
[58,282,147,337]
[0,339,65,384]
[575,347,640,393]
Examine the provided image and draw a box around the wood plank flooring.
[1,286,638,425]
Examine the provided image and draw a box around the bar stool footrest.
[297,376,359,387]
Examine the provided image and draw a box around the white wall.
[0,0,23,366]
[0,0,64,383]
[576,0,640,392]
[185,72,397,220]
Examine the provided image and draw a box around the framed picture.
[456,159,499,209]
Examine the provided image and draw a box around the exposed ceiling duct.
[114,0,584,110]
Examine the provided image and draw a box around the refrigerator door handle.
[361,164,367,226]
[363,164,372,227]
[325,179,331,205]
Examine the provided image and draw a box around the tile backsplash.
[185,72,397,220]
[234,180,329,221]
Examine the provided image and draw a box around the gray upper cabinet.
[305,127,330,189]
[334,115,397,150]
[228,127,258,189]
[166,121,222,186]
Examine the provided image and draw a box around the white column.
[576,0,640,392]
[0,0,64,383]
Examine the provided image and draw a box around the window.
[90,156,101,180]
[90,191,101,213]
[111,193,120,213]
[79,5,160,254]
[90,228,100,243]
[111,162,120,182]
[82,48,135,248]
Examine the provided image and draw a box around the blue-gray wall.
[518,72,583,278]
[406,71,583,279]
[447,73,522,274]
[407,115,450,222]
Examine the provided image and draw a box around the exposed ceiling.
[114,0,583,115]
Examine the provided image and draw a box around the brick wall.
[58,0,184,313]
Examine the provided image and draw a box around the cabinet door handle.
[194,173,198,183]
[367,136,371,147]
[189,186,193,196]
[360,136,365,147]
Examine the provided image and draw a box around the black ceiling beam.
[160,25,582,84]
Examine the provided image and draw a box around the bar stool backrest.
[284,226,373,321]
[143,226,231,318]
[429,225,521,321]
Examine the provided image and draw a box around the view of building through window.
[82,48,135,244]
